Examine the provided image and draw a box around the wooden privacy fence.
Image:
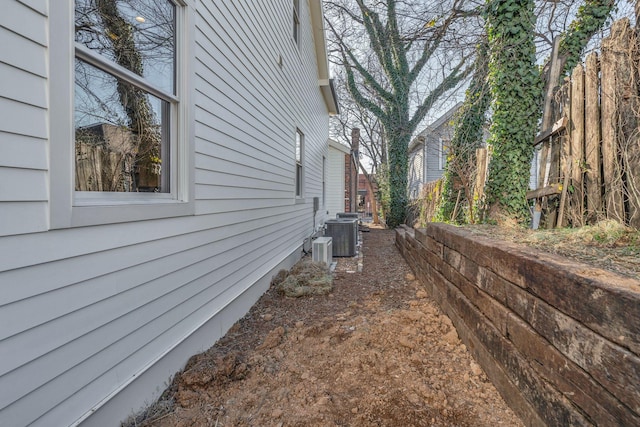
[532,18,640,229]
[409,147,488,227]
[408,179,442,227]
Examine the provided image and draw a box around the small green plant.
[559,0,616,75]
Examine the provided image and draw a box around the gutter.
[310,0,339,115]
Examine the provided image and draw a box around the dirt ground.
[126,226,523,427]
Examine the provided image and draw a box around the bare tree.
[330,72,385,223]
[330,71,387,174]
[325,0,483,227]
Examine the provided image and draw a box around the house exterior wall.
[408,104,461,200]
[0,1,334,426]
[425,133,449,183]
[357,174,377,217]
[408,130,453,200]
[0,0,49,236]
[344,153,352,211]
[327,139,349,218]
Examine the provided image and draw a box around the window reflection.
[295,130,303,197]
[75,0,176,95]
[75,58,169,192]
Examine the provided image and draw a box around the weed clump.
[274,259,332,297]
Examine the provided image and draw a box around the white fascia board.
[310,0,339,115]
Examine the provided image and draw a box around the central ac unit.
[336,212,359,219]
[312,237,332,265]
[325,219,357,257]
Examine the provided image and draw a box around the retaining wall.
[396,223,640,426]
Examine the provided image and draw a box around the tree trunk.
[485,0,541,224]
[385,129,411,228]
[96,0,162,192]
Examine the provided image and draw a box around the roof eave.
[310,1,339,115]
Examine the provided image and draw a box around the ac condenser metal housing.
[336,212,359,219]
[312,237,332,265]
[325,219,357,257]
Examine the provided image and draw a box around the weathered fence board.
[601,20,628,222]
[615,19,640,227]
[538,37,563,188]
[534,18,640,228]
[584,52,602,222]
[570,64,585,226]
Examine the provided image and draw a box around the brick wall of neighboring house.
[344,153,352,212]
[357,174,377,216]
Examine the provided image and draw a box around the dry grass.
[120,395,175,427]
[273,259,333,297]
[467,220,640,279]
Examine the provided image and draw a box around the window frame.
[438,137,449,171]
[295,129,304,199]
[293,0,300,46]
[50,0,195,228]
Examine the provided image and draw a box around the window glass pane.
[441,140,449,169]
[296,164,303,197]
[295,131,302,163]
[75,0,176,94]
[322,156,326,205]
[75,58,169,192]
[293,0,300,43]
[295,130,303,196]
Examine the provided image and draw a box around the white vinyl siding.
[0,2,49,236]
[0,0,332,426]
[193,0,329,211]
[14,0,48,16]
[327,140,349,218]
[409,103,462,191]
[425,136,444,182]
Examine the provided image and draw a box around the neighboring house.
[408,103,462,199]
[357,173,377,218]
[327,139,350,218]
[0,1,337,426]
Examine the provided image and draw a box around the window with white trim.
[75,0,176,193]
[295,129,304,198]
[293,0,300,46]
[438,138,449,170]
[50,0,193,228]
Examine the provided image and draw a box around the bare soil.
[127,226,523,427]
